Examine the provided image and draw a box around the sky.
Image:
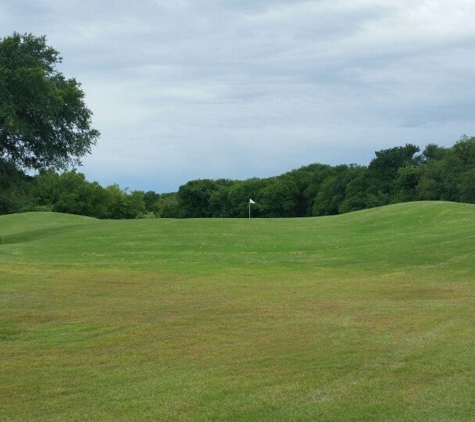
[2,0,475,193]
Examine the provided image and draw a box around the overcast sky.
[2,0,475,192]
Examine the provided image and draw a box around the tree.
[313,164,363,215]
[285,163,336,216]
[393,165,421,203]
[155,193,179,218]
[0,161,33,214]
[416,144,447,200]
[177,179,230,218]
[439,135,475,202]
[366,144,421,197]
[209,180,236,217]
[421,143,447,162]
[338,167,369,213]
[104,184,146,219]
[257,177,299,217]
[0,32,99,171]
[128,190,146,218]
[34,169,110,217]
[143,190,161,214]
[227,178,265,218]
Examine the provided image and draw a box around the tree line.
[173,135,475,218]
[2,33,475,220]
[1,135,475,219]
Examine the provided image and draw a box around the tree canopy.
[0,32,99,171]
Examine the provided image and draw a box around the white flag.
[249,199,255,204]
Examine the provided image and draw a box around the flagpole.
[249,199,255,218]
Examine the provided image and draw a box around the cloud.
[2,0,475,192]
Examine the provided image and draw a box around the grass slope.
[1,202,474,421]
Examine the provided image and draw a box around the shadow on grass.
[0,225,82,245]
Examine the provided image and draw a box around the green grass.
[1,201,474,421]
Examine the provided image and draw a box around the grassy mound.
[1,202,474,420]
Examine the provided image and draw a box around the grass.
[1,201,474,420]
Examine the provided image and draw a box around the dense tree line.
[174,136,475,218]
[0,167,158,219]
[1,135,475,219]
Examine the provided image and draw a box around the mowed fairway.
[1,202,475,421]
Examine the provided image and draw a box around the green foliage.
[0,32,99,171]
[226,178,266,217]
[286,163,338,216]
[104,184,146,219]
[154,192,179,217]
[34,170,110,218]
[177,179,237,218]
[177,179,218,218]
[0,161,33,214]
[2,134,475,219]
[143,190,160,213]
[257,177,299,217]
[313,164,363,215]
[417,136,475,203]
[31,172,146,219]
[393,165,422,202]
[345,143,421,211]
[338,170,368,213]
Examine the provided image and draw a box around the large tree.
[0,32,99,171]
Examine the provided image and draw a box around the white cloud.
[2,0,475,191]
